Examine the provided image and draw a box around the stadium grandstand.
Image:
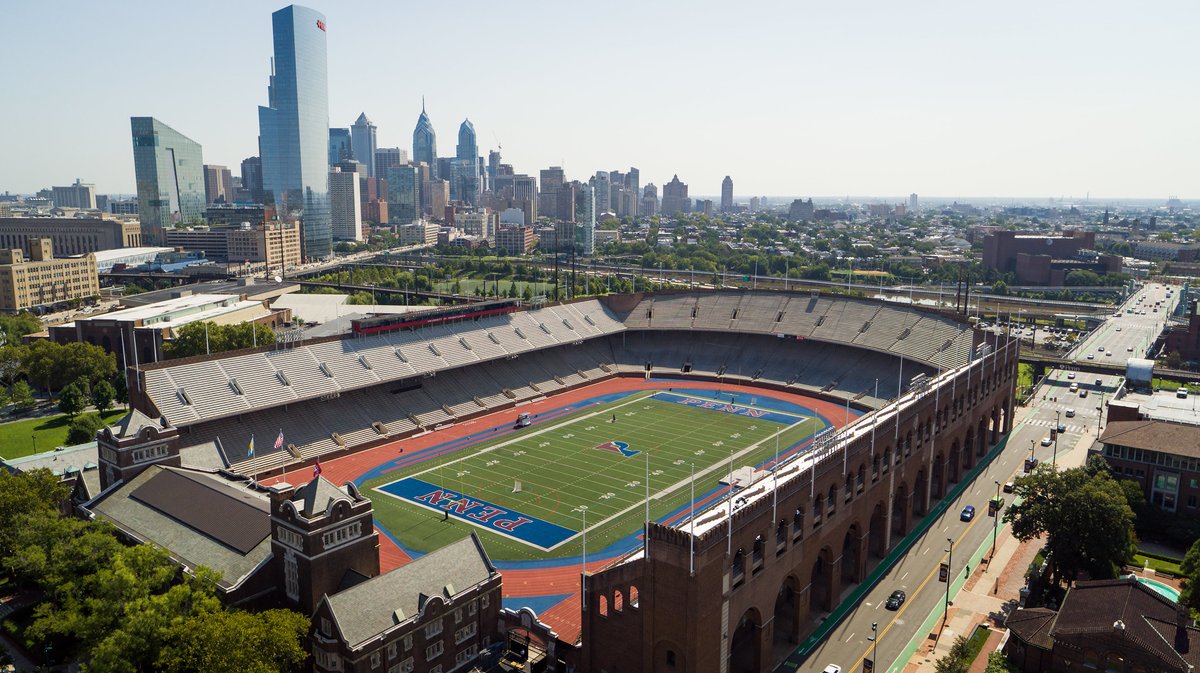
[127,291,979,481]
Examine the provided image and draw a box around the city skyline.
[1,0,1196,200]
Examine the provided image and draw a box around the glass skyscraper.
[130,117,206,244]
[350,113,377,178]
[412,101,437,177]
[456,118,477,160]
[385,165,420,225]
[258,4,331,260]
[328,128,351,165]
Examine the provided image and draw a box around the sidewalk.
[899,398,1096,673]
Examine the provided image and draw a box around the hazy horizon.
[2,0,1196,200]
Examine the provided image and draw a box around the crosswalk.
[1025,418,1086,434]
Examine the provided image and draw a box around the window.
[403,635,412,652]
[425,641,444,662]
[387,643,398,660]
[277,527,304,551]
[321,521,363,550]
[454,608,463,624]
[455,623,478,645]
[667,650,676,666]
[481,593,489,609]
[425,619,443,639]
[455,645,479,667]
[320,617,332,637]
[388,658,413,673]
[467,600,477,616]
[429,666,442,673]
[370,651,381,668]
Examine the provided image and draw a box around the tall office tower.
[424,179,449,220]
[240,156,264,203]
[749,196,760,213]
[512,174,538,225]
[328,128,351,165]
[385,165,420,225]
[909,193,919,213]
[450,158,479,206]
[412,101,437,176]
[329,166,363,241]
[436,157,452,183]
[593,171,611,212]
[131,117,206,243]
[538,166,565,221]
[203,165,234,205]
[625,167,640,216]
[373,147,406,176]
[487,150,501,194]
[350,113,377,177]
[661,175,689,216]
[641,183,659,217]
[582,183,596,255]
[50,179,97,210]
[456,118,477,161]
[721,176,734,212]
[257,4,331,260]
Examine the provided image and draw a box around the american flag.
[274,429,284,450]
[313,458,322,478]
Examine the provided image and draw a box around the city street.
[1069,282,1176,363]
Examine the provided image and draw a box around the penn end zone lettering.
[381,478,575,549]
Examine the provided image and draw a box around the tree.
[991,280,1009,296]
[156,608,310,673]
[0,344,27,388]
[67,412,107,445]
[1181,538,1200,613]
[983,652,1020,673]
[91,380,116,413]
[58,380,88,418]
[1064,270,1102,287]
[933,635,971,673]
[1004,465,1135,582]
[0,469,70,561]
[10,380,35,410]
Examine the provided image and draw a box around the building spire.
[422,95,425,113]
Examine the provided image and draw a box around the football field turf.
[364,389,828,562]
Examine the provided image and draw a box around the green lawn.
[0,409,128,459]
[364,391,823,561]
[1132,552,1183,575]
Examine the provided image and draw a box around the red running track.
[267,377,857,641]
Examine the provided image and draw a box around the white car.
[1127,346,1134,352]
[823,666,842,673]
[1067,372,1076,379]
[1041,437,1053,446]
[1066,408,1076,418]
[1087,354,1095,360]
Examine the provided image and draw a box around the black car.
[885,590,906,610]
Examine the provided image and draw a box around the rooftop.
[1119,389,1200,426]
[119,279,299,308]
[82,293,267,329]
[1099,419,1200,459]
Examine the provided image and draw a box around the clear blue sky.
[2,0,1195,200]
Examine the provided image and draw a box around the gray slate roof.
[294,476,351,518]
[88,465,272,590]
[109,408,163,439]
[324,534,496,648]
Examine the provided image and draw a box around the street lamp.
[1053,410,1061,467]
[943,537,954,623]
[992,481,1001,559]
[867,622,879,673]
[575,505,588,609]
[1028,439,1035,465]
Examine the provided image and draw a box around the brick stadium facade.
[581,334,1018,673]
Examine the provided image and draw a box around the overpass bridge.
[1019,351,1200,385]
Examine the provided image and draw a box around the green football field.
[364,390,826,561]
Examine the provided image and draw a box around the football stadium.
[113,289,1017,673]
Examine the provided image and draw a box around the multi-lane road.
[787,283,1175,673]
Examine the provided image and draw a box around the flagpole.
[772,428,780,524]
[644,448,650,559]
[727,450,734,558]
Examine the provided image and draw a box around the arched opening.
[961,435,974,472]
[773,576,801,649]
[913,469,928,516]
[948,442,960,484]
[827,484,838,517]
[653,640,684,672]
[614,589,624,612]
[932,453,945,500]
[598,595,609,617]
[730,608,762,673]
[809,547,834,615]
[841,524,861,585]
[868,502,886,558]
[892,483,909,538]
[856,464,866,494]
[629,585,639,608]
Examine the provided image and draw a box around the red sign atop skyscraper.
[316,19,326,32]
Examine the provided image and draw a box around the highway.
[1068,282,1176,363]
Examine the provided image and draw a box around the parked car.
[960,505,976,522]
[885,590,907,610]
[1003,480,1015,493]
[823,666,842,673]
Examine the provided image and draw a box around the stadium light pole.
[1053,410,1060,467]
[575,505,588,609]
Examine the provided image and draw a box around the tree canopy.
[165,321,276,359]
[1003,463,1136,582]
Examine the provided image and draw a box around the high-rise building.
[749,196,760,213]
[203,165,234,205]
[661,175,689,216]
[51,179,97,210]
[582,183,596,255]
[385,165,420,225]
[721,175,733,212]
[373,148,406,176]
[257,4,331,260]
[450,158,479,207]
[626,167,640,217]
[329,165,363,241]
[240,156,264,203]
[909,193,919,213]
[512,174,538,226]
[328,128,351,165]
[0,240,98,312]
[131,117,206,243]
[593,171,611,212]
[487,150,502,194]
[641,184,658,217]
[424,179,449,220]
[412,101,437,176]
[456,118,477,161]
[350,113,377,177]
